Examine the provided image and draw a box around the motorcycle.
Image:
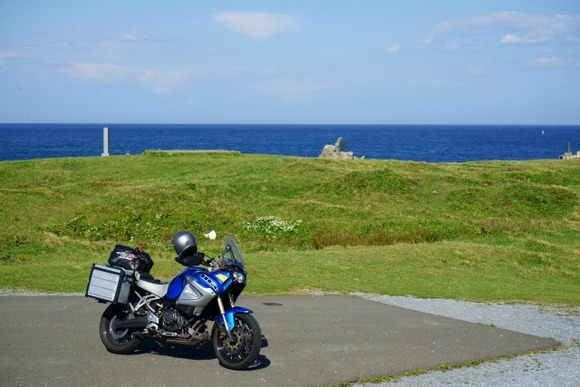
[86,233,262,370]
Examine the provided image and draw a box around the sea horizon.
[1,123,578,163]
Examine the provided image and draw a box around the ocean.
[0,123,578,163]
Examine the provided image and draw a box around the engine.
[161,307,188,332]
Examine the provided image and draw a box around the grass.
[0,152,579,304]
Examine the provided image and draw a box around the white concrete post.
[102,127,110,156]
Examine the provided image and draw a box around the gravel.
[353,293,580,387]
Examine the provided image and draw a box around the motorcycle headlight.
[232,271,245,284]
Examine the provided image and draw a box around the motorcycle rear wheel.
[99,304,142,354]
[212,313,262,370]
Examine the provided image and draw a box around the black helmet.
[172,231,197,257]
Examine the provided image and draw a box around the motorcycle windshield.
[222,235,245,269]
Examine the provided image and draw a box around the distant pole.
[102,127,110,156]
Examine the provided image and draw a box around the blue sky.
[1,1,579,124]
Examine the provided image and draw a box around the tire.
[212,313,262,370]
[99,304,142,354]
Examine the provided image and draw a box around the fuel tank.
[166,267,232,315]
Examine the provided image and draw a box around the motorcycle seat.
[137,276,168,297]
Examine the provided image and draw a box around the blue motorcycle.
[86,233,262,370]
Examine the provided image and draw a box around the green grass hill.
[1,152,578,304]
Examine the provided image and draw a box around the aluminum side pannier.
[86,264,132,304]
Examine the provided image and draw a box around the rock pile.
[319,137,362,160]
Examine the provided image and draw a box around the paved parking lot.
[0,294,558,387]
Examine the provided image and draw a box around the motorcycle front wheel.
[99,304,142,354]
[212,313,262,370]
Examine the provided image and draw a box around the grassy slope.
[0,153,578,304]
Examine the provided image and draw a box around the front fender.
[215,306,253,331]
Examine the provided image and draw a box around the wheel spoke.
[213,313,261,370]
[217,319,253,363]
[109,315,130,341]
[99,304,142,354]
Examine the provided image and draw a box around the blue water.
[0,123,578,163]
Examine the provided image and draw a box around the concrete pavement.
[0,295,558,387]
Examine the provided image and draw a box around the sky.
[1,1,579,125]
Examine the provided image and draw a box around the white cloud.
[0,50,20,65]
[469,64,494,76]
[423,12,580,49]
[501,34,522,44]
[56,62,187,93]
[530,56,562,67]
[420,78,459,88]
[56,62,129,81]
[443,42,460,51]
[109,31,173,43]
[213,11,297,40]
[137,70,186,94]
[259,79,319,99]
[385,44,400,54]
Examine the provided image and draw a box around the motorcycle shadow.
[135,339,217,361]
[127,337,271,370]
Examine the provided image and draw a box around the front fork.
[216,293,254,337]
[217,294,233,337]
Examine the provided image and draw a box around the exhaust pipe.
[114,316,148,329]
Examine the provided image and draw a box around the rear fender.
[215,306,253,331]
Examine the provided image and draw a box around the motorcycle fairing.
[166,267,233,302]
[166,267,202,301]
[197,270,233,294]
[216,306,253,331]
